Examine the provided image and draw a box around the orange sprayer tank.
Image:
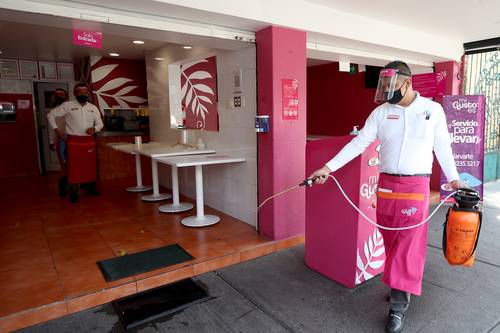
[442,188,482,267]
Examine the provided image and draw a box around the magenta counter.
[305,136,385,288]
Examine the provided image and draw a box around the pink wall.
[307,63,377,136]
[257,26,307,240]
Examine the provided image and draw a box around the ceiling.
[305,0,500,43]
[0,20,165,61]
[0,8,250,62]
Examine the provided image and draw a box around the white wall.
[145,44,257,226]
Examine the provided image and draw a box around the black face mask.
[54,97,66,105]
[386,80,408,105]
[76,95,88,103]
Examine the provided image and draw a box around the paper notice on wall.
[17,100,30,109]
[282,78,299,120]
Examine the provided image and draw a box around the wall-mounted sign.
[440,95,486,199]
[282,78,299,120]
[72,29,102,49]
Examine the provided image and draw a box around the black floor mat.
[113,278,210,330]
[97,244,194,282]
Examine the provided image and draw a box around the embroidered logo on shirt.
[387,115,400,120]
[401,207,418,217]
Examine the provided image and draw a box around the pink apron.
[376,173,430,296]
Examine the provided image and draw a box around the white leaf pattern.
[95,94,109,110]
[115,86,138,96]
[198,95,213,104]
[119,96,147,104]
[188,71,212,80]
[181,82,188,100]
[363,243,369,262]
[97,78,133,93]
[180,58,216,130]
[181,59,208,72]
[355,228,385,285]
[114,97,129,108]
[369,260,384,269]
[356,249,364,271]
[91,63,148,111]
[91,64,118,83]
[193,84,214,95]
[186,87,194,108]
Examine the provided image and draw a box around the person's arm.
[47,110,56,145]
[93,106,104,132]
[86,106,104,134]
[47,106,67,140]
[310,109,380,184]
[432,106,464,189]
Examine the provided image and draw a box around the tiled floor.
[0,174,304,332]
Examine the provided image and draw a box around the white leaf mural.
[114,97,129,108]
[188,71,212,80]
[355,228,385,285]
[91,59,148,112]
[114,85,138,96]
[193,84,214,95]
[181,59,208,72]
[197,95,213,104]
[96,94,109,110]
[180,64,216,130]
[91,64,118,83]
[97,78,133,93]
[119,96,148,104]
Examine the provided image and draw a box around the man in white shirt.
[47,83,104,202]
[47,88,69,196]
[309,61,466,333]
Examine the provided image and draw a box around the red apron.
[376,174,430,296]
[67,135,97,184]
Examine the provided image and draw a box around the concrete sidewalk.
[18,183,500,333]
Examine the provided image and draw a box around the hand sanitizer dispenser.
[255,115,270,133]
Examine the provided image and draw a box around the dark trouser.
[390,288,411,313]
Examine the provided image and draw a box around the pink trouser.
[376,173,430,296]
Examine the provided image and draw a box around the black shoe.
[69,185,79,203]
[386,311,404,333]
[58,177,68,197]
[85,182,100,196]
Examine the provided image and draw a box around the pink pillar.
[431,61,463,190]
[256,26,307,240]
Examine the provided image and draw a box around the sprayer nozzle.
[300,177,317,187]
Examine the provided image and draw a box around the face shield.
[374,68,410,104]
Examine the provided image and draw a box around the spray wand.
[259,175,458,231]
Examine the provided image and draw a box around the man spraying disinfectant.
[309,61,466,333]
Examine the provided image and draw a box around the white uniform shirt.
[325,93,459,182]
[47,105,66,144]
[47,100,103,136]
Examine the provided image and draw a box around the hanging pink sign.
[282,78,299,120]
[73,30,102,49]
